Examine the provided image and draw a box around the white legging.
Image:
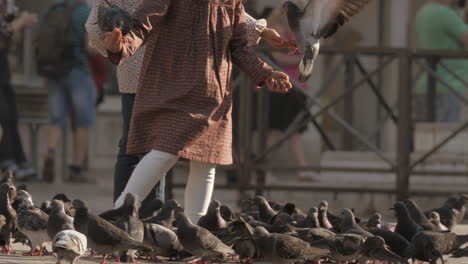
[114,150,216,223]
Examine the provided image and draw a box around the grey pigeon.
[52,223,87,264]
[99,202,126,223]
[428,211,448,231]
[411,230,468,264]
[282,0,370,82]
[294,207,320,228]
[403,199,442,231]
[197,200,228,232]
[40,200,52,215]
[220,204,236,222]
[97,0,132,35]
[15,190,51,256]
[0,183,16,254]
[254,196,278,223]
[229,219,256,260]
[47,200,74,239]
[142,222,183,259]
[52,193,73,216]
[291,227,336,244]
[369,228,414,259]
[310,234,406,263]
[113,193,144,263]
[72,199,151,264]
[174,210,235,261]
[392,201,423,242]
[139,198,164,219]
[317,201,333,230]
[425,194,468,230]
[364,213,382,229]
[252,226,329,263]
[338,209,373,237]
[143,199,181,229]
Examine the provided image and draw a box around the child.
[104,0,292,223]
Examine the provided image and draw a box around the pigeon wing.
[17,209,48,231]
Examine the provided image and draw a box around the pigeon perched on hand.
[97,0,132,35]
[52,223,87,264]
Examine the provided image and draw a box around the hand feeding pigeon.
[174,209,235,262]
[113,193,144,263]
[15,190,51,256]
[72,199,151,264]
[197,200,228,232]
[47,200,74,241]
[97,0,132,35]
[0,183,16,254]
[52,223,87,264]
[282,0,371,82]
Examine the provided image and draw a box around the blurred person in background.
[415,0,468,122]
[263,7,319,182]
[40,0,96,183]
[86,0,294,200]
[0,0,37,179]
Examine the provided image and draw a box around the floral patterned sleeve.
[245,12,266,47]
[0,0,14,50]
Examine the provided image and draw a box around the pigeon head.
[220,204,235,221]
[16,190,31,202]
[363,236,407,263]
[283,203,296,215]
[174,209,192,227]
[429,211,441,222]
[318,200,329,211]
[0,183,16,201]
[123,193,140,217]
[390,202,410,218]
[18,191,34,210]
[366,213,382,228]
[208,200,222,213]
[165,199,182,210]
[72,199,90,216]
[307,207,319,217]
[339,209,355,222]
[53,193,71,203]
[98,1,132,35]
[50,199,66,213]
[41,200,52,213]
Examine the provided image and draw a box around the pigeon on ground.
[425,194,468,230]
[52,193,73,215]
[428,211,449,231]
[291,227,336,244]
[174,210,235,261]
[143,199,182,229]
[254,196,278,223]
[97,0,132,35]
[220,204,236,222]
[15,190,51,256]
[364,213,382,229]
[338,209,373,237]
[403,199,442,231]
[47,200,74,241]
[52,223,87,264]
[317,201,334,230]
[369,228,414,259]
[0,183,16,254]
[229,219,256,260]
[72,199,151,264]
[294,207,320,228]
[99,203,126,223]
[142,222,183,259]
[282,0,371,82]
[113,193,144,263]
[139,198,164,219]
[392,201,423,242]
[0,171,14,186]
[252,226,329,263]
[198,200,228,232]
[411,230,468,264]
[310,234,405,263]
[40,200,52,215]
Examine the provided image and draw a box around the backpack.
[35,1,81,80]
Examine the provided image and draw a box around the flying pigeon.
[97,0,132,35]
[52,223,87,264]
[72,199,151,264]
[282,0,371,82]
[47,200,74,241]
[15,190,51,256]
[174,210,235,261]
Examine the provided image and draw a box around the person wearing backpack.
[0,0,38,179]
[38,0,97,183]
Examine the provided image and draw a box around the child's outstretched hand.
[104,28,123,53]
[266,71,292,92]
[262,28,297,52]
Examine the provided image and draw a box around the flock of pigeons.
[0,171,467,264]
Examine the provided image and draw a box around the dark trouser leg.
[0,50,26,164]
[114,94,159,204]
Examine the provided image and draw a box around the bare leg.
[72,127,89,166]
[47,126,63,150]
[289,133,319,181]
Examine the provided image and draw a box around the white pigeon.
[52,224,87,264]
[282,0,370,82]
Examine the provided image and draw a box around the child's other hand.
[266,71,292,92]
[104,29,123,53]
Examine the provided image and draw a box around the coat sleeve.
[108,0,170,65]
[230,2,273,86]
[85,0,107,57]
[244,12,267,47]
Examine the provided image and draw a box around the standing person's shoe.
[69,165,88,183]
[42,153,55,183]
